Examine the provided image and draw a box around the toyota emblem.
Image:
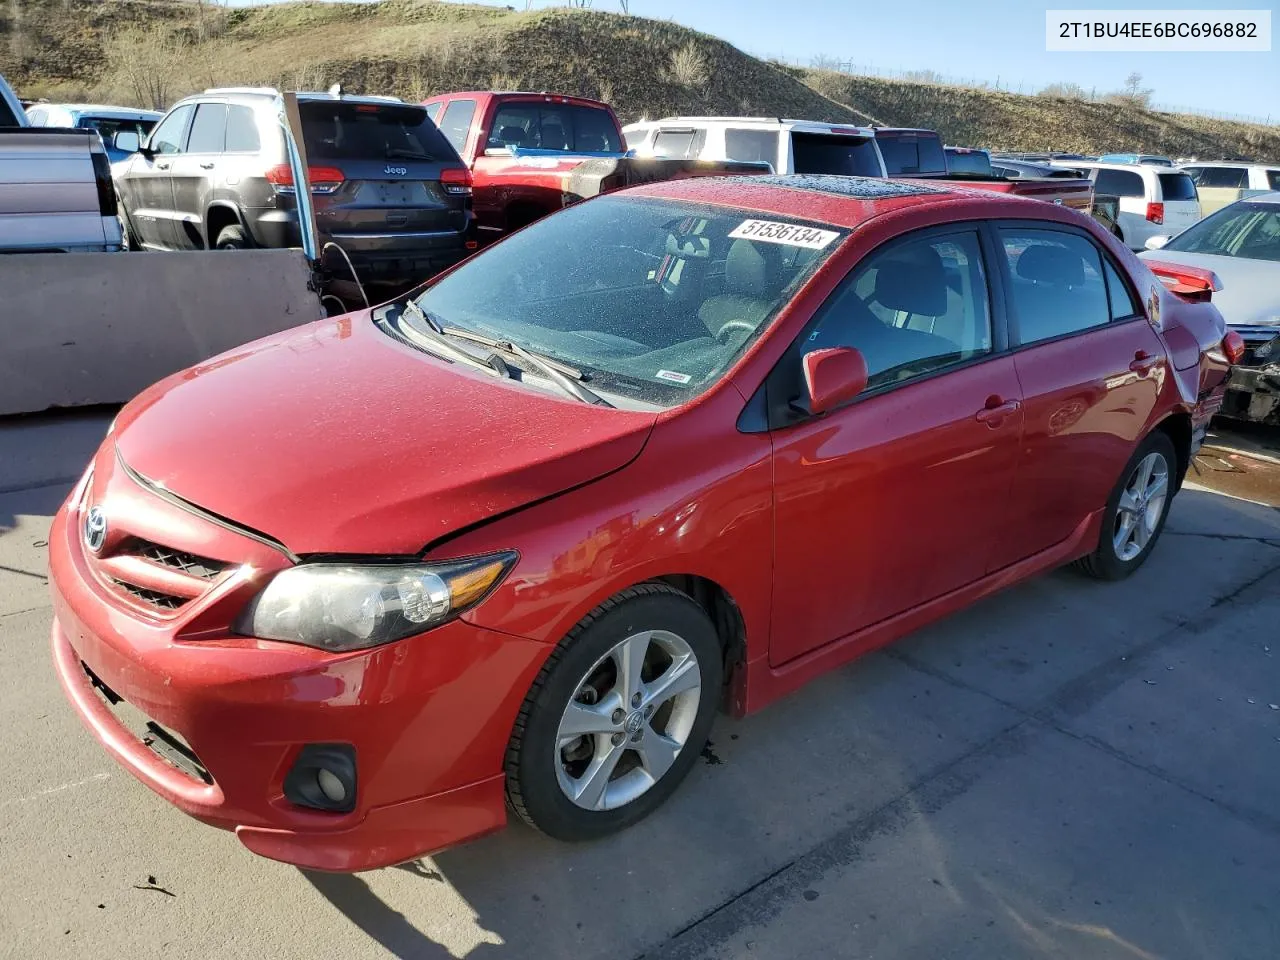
[83,506,107,554]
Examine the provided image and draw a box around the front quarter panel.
[430,384,774,710]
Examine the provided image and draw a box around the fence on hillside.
[760,55,1276,128]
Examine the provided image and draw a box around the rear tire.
[505,584,722,842]
[1075,431,1177,581]
[118,200,141,251]
[214,224,251,250]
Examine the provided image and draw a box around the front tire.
[1076,431,1177,580]
[505,584,722,841]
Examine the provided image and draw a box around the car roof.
[621,173,1075,229]
[425,91,612,108]
[195,87,409,108]
[1180,160,1277,169]
[43,103,164,118]
[629,116,875,135]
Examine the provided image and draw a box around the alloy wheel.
[555,629,702,812]
[1112,451,1170,562]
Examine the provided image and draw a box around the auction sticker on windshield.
[729,220,842,249]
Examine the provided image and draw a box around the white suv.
[622,117,886,177]
[1178,162,1280,216]
[1054,161,1201,250]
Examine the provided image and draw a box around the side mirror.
[802,346,868,415]
[482,146,513,158]
[114,130,140,154]
[1144,235,1171,251]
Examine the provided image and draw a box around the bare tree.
[1105,71,1154,109]
[618,0,630,11]
[107,27,190,110]
[1038,81,1088,99]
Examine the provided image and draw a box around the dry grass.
[2,0,1275,159]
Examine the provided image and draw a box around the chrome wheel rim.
[1113,451,1170,562]
[555,629,702,811]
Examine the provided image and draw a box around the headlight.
[237,552,517,651]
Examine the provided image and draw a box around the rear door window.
[724,128,778,167]
[149,104,194,155]
[185,103,227,154]
[1092,168,1145,198]
[423,102,441,124]
[791,133,881,176]
[300,101,459,163]
[1268,170,1280,191]
[1103,258,1143,319]
[999,228,1110,344]
[487,103,622,153]
[1157,173,1197,202]
[1196,166,1248,189]
[438,99,475,154]
[225,105,260,153]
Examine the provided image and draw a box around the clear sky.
[438,0,1278,121]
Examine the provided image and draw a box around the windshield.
[487,103,623,154]
[945,150,993,176]
[300,101,457,162]
[410,197,844,405]
[80,116,157,141]
[1164,201,1280,262]
[791,133,882,176]
[877,132,947,176]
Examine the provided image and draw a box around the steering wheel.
[715,320,757,344]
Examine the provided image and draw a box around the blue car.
[24,103,163,162]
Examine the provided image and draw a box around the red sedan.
[50,175,1235,871]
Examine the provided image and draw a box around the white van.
[622,117,886,177]
[1055,161,1201,250]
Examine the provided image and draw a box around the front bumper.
[1219,363,1280,427]
[49,482,550,871]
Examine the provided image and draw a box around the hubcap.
[1112,451,1170,562]
[555,629,702,811]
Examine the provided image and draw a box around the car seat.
[697,239,784,342]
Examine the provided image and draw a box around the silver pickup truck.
[1,72,123,253]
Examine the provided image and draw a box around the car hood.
[111,313,656,556]
[1139,249,1280,328]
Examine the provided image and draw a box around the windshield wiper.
[396,300,506,377]
[441,326,612,407]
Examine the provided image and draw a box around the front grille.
[110,579,187,611]
[132,539,227,580]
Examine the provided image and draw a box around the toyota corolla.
[50,175,1235,871]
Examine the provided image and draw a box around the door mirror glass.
[1144,234,1170,251]
[802,347,868,415]
[113,130,140,154]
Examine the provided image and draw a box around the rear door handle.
[156,162,170,170]
[1130,350,1160,374]
[198,162,215,170]
[975,397,1021,425]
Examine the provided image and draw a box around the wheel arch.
[204,201,247,248]
[1151,411,1193,491]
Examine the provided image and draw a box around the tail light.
[264,164,345,195]
[1145,202,1164,224]
[90,149,117,218]
[1223,330,1246,365]
[440,167,472,196]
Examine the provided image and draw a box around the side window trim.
[761,223,1005,430]
[185,100,229,156]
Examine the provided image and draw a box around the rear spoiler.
[1144,259,1222,303]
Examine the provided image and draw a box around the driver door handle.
[975,396,1021,426]
[1129,350,1160,374]
[155,161,170,170]
[198,161,215,170]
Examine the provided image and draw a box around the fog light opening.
[283,743,357,813]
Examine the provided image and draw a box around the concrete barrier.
[1,249,325,416]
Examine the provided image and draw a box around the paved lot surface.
[1,411,1278,960]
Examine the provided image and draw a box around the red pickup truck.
[421,91,765,242]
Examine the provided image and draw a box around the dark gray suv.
[113,87,474,286]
